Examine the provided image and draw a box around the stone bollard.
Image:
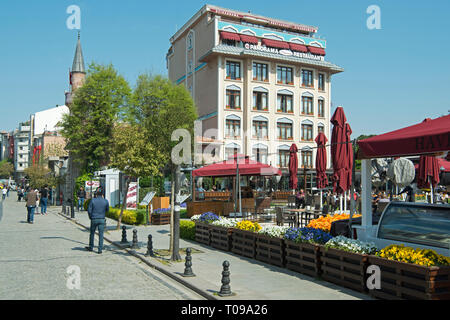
[131,229,139,249]
[120,226,128,244]
[182,248,195,277]
[218,260,232,296]
[145,234,154,257]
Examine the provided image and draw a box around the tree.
[60,63,131,173]
[110,123,165,229]
[354,134,377,170]
[128,74,197,260]
[0,160,14,179]
[24,165,58,189]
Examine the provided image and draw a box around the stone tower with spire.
[63,32,86,215]
[65,32,86,107]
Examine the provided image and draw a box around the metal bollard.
[182,248,195,277]
[218,260,232,296]
[145,234,154,257]
[131,229,139,249]
[120,226,128,244]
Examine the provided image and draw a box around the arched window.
[252,116,268,139]
[301,92,314,115]
[301,120,314,141]
[225,85,241,110]
[225,142,240,160]
[225,115,241,138]
[252,143,268,164]
[277,144,290,168]
[301,147,313,168]
[277,118,293,140]
[318,97,325,117]
[253,87,268,111]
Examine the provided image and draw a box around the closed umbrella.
[315,133,328,208]
[417,155,440,203]
[331,107,351,212]
[345,123,353,192]
[288,144,298,191]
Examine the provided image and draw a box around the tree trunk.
[116,177,130,230]
[171,165,181,261]
[169,168,175,254]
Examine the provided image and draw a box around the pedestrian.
[77,187,86,212]
[34,189,40,214]
[2,187,6,201]
[40,185,49,215]
[18,187,23,202]
[25,187,39,224]
[86,189,109,254]
[7,186,10,197]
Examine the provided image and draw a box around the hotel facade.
[167,5,343,178]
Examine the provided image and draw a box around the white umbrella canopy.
[387,158,415,188]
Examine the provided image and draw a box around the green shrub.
[180,220,195,240]
[107,207,146,225]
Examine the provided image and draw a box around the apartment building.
[167,4,343,173]
[13,123,31,180]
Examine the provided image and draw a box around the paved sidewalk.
[0,195,204,300]
[59,205,372,300]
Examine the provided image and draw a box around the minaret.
[65,32,86,106]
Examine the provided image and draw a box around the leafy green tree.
[110,123,165,229]
[24,165,58,189]
[60,63,131,173]
[0,160,14,179]
[128,74,197,260]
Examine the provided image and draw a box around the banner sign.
[244,43,324,61]
[126,182,138,210]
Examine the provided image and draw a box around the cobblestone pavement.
[0,194,204,300]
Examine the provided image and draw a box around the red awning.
[357,115,450,159]
[289,43,308,53]
[220,31,241,41]
[239,34,259,44]
[262,38,290,49]
[308,46,326,56]
[193,154,281,177]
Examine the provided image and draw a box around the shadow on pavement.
[41,236,86,245]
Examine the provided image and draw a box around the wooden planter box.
[367,256,450,300]
[152,197,170,210]
[285,241,322,277]
[320,247,369,293]
[231,229,257,259]
[210,225,233,251]
[195,222,211,246]
[150,213,171,225]
[255,234,285,267]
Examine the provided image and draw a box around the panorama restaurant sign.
[244,43,324,61]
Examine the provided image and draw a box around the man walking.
[40,185,49,215]
[86,189,109,254]
[25,187,39,224]
[77,187,86,211]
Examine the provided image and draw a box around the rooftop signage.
[244,43,325,61]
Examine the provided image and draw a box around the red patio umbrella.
[330,107,350,194]
[417,155,440,189]
[315,133,328,189]
[288,144,298,190]
[345,123,354,190]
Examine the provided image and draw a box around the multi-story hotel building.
[167,5,343,176]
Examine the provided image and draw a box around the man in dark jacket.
[86,190,109,254]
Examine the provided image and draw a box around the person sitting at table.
[295,189,305,209]
[197,184,205,200]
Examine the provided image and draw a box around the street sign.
[85,180,100,189]
[140,191,156,206]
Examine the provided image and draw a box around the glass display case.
[377,202,450,250]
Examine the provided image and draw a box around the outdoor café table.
[284,208,306,228]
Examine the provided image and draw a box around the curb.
[54,210,218,301]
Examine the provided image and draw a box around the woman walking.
[25,187,39,224]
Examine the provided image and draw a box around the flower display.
[283,227,332,244]
[325,236,378,254]
[377,244,450,267]
[198,212,221,223]
[190,214,201,221]
[257,225,290,238]
[235,220,262,232]
[307,213,362,232]
[211,217,240,228]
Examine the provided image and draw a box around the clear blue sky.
[1,0,449,137]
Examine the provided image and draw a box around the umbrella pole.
[320,189,323,208]
[429,177,433,204]
[339,194,343,213]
